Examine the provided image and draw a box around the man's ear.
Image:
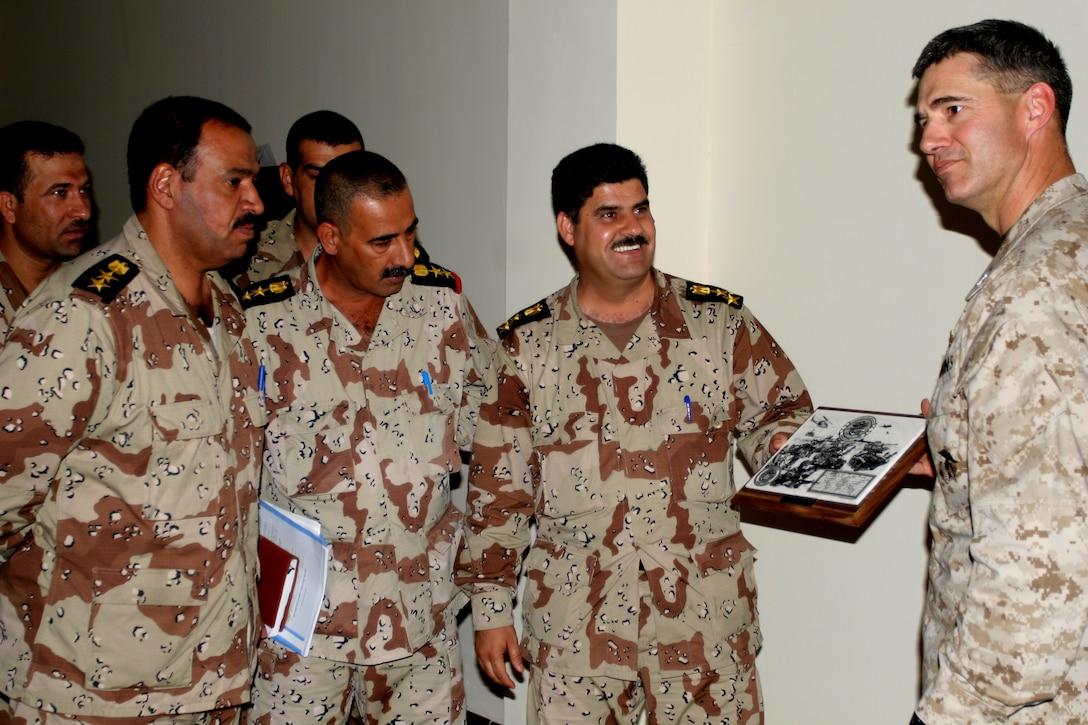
[1023,81,1058,138]
[147,163,179,210]
[0,191,17,225]
[557,212,576,247]
[279,162,294,197]
[317,220,340,255]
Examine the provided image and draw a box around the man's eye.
[949,105,963,116]
[52,189,68,198]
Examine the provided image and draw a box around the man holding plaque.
[456,143,812,724]
[910,19,1088,724]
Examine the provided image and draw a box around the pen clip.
[421,370,434,396]
[684,395,692,422]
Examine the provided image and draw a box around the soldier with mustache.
[457,143,813,724]
[0,96,268,723]
[242,150,492,724]
[0,120,92,339]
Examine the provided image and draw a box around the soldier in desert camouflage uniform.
[230,110,363,290]
[0,96,267,723]
[456,143,812,724]
[242,150,492,724]
[0,121,92,338]
[910,20,1088,725]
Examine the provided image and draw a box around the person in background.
[0,120,91,336]
[0,95,267,723]
[230,109,363,288]
[910,19,1088,724]
[456,142,812,724]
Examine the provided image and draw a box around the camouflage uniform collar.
[125,215,246,349]
[556,269,690,354]
[0,249,28,314]
[301,249,428,349]
[966,173,1088,302]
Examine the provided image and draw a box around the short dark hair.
[315,150,408,230]
[912,19,1072,135]
[0,120,85,201]
[126,96,252,212]
[285,111,365,170]
[551,143,648,222]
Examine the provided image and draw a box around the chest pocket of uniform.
[659,401,734,503]
[533,407,613,517]
[145,399,227,520]
[265,401,360,497]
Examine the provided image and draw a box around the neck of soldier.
[294,215,320,265]
[576,271,656,324]
[139,211,214,326]
[315,253,385,345]
[988,131,1077,235]
[0,229,61,294]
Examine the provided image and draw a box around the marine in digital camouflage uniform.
[243,150,492,725]
[230,111,363,290]
[456,144,812,725]
[0,97,267,723]
[912,21,1088,725]
[0,121,92,339]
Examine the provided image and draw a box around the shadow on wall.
[904,89,1003,258]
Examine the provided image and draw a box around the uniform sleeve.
[730,306,813,470]
[0,297,113,562]
[455,338,537,630]
[918,294,1088,723]
[454,294,496,452]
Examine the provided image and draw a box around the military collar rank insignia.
[239,275,295,309]
[497,299,550,340]
[685,281,743,309]
[412,262,461,293]
[72,254,139,303]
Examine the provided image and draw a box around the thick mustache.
[382,266,412,279]
[233,213,259,229]
[63,219,89,235]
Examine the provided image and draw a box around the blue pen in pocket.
[421,370,434,396]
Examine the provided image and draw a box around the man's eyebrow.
[920,94,972,112]
[302,162,324,173]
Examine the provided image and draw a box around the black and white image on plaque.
[743,407,926,506]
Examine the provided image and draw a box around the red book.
[257,535,299,631]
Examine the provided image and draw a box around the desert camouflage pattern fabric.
[0,248,28,341]
[231,209,304,291]
[528,572,763,725]
[456,269,812,683]
[252,613,464,724]
[0,216,267,718]
[919,174,1088,724]
[244,247,492,669]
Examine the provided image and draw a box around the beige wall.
[613,3,1088,723]
[4,2,1088,724]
